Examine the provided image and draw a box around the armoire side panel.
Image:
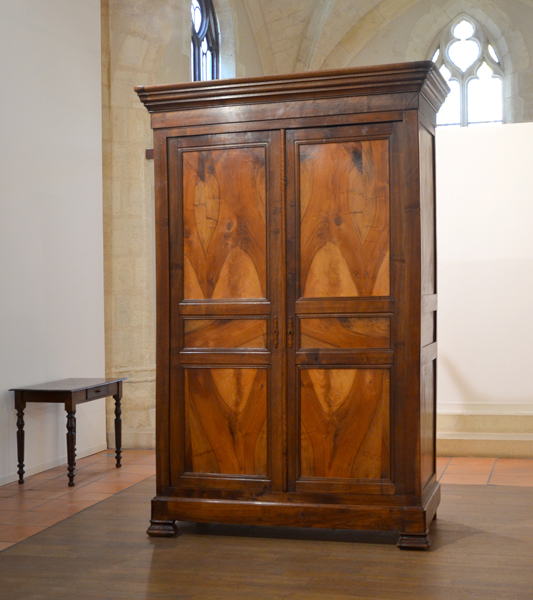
[419,125,437,491]
[419,127,436,297]
[420,360,436,489]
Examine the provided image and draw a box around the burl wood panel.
[300,317,390,349]
[299,140,390,298]
[183,319,267,349]
[182,147,267,300]
[185,368,267,476]
[300,369,390,480]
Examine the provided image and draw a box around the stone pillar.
[102,0,190,448]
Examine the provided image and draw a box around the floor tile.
[74,481,133,494]
[119,464,156,475]
[0,489,19,498]
[444,464,495,475]
[5,511,68,527]
[0,524,46,543]
[494,458,533,467]
[448,457,497,466]
[31,497,110,513]
[492,460,533,476]
[25,482,78,494]
[9,488,69,500]
[25,469,65,481]
[76,453,110,466]
[0,511,21,524]
[0,497,51,511]
[98,472,149,484]
[439,473,490,485]
[67,489,116,501]
[0,542,15,551]
[489,474,533,487]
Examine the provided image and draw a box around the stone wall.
[102,0,261,447]
[102,0,533,450]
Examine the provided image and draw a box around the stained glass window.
[191,0,220,82]
[430,17,503,126]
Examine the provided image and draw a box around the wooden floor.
[1,454,533,599]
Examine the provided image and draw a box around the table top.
[10,378,126,393]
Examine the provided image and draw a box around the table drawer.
[86,384,113,400]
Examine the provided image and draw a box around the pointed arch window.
[191,0,220,82]
[431,17,503,126]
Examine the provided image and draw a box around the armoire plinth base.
[147,519,180,538]
[148,482,439,549]
[397,531,431,550]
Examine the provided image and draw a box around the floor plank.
[1,478,533,599]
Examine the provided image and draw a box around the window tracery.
[191,0,220,82]
[431,17,503,126]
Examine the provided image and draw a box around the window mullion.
[460,78,468,127]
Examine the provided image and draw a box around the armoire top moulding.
[135,61,449,118]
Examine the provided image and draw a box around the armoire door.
[285,123,395,496]
[166,130,286,494]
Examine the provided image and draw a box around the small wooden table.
[10,378,125,487]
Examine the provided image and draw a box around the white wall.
[0,0,106,485]
[436,123,533,415]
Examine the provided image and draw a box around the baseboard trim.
[437,413,533,457]
[107,429,155,450]
[437,437,533,458]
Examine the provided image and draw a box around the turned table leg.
[66,407,77,486]
[16,397,26,484]
[114,391,122,468]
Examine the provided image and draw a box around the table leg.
[66,409,77,486]
[16,400,25,484]
[114,393,122,468]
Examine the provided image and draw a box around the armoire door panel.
[299,368,390,483]
[298,137,390,299]
[182,146,267,301]
[286,123,394,493]
[183,318,268,350]
[168,130,283,493]
[184,367,268,477]
[299,316,391,349]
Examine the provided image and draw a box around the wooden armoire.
[136,62,448,549]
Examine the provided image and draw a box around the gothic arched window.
[191,0,220,82]
[431,17,503,126]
